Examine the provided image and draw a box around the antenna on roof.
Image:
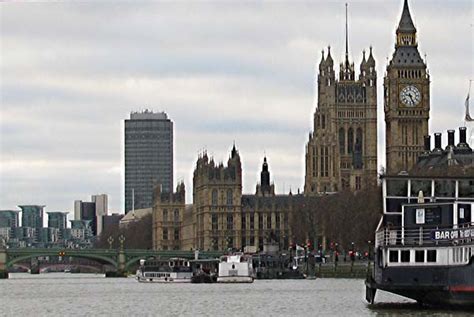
[345,3,349,68]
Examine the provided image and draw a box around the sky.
[1,0,473,218]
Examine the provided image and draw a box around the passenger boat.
[136,258,193,283]
[366,128,474,306]
[217,253,254,283]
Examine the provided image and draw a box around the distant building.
[19,205,45,229]
[102,213,124,232]
[120,208,151,227]
[47,212,68,230]
[305,6,377,194]
[92,194,108,236]
[74,194,108,236]
[385,0,430,174]
[124,110,174,213]
[0,210,20,228]
[152,146,300,251]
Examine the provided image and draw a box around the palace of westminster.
[152,0,433,251]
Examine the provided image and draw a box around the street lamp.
[107,236,114,250]
[119,234,125,250]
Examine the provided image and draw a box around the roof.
[390,46,425,67]
[397,0,416,33]
[120,208,152,224]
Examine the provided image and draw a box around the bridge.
[0,247,223,278]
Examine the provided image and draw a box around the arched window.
[347,128,354,154]
[339,128,345,155]
[356,128,363,154]
[226,189,233,206]
[211,189,218,206]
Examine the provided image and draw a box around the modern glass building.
[47,212,68,230]
[0,210,20,228]
[19,205,45,229]
[124,110,173,213]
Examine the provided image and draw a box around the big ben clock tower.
[385,0,430,174]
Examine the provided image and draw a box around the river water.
[0,274,471,316]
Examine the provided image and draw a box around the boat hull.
[137,277,192,283]
[367,261,474,306]
[217,276,254,283]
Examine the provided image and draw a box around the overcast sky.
[1,0,472,218]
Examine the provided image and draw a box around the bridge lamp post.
[108,236,114,250]
[119,235,125,251]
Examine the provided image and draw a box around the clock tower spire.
[384,0,430,175]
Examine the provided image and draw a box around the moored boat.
[365,128,474,307]
[136,258,193,283]
[217,253,254,283]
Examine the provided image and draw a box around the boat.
[217,253,254,283]
[366,128,474,306]
[136,258,193,283]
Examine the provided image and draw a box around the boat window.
[415,250,424,263]
[427,250,436,262]
[410,180,432,198]
[401,250,410,263]
[458,180,474,198]
[387,180,408,197]
[389,250,399,263]
[435,180,455,197]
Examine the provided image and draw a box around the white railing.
[376,223,474,247]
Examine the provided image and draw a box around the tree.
[94,215,152,249]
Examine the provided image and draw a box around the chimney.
[446,130,455,150]
[423,135,431,152]
[455,126,473,153]
[459,127,467,144]
[433,133,442,153]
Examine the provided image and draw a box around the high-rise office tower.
[92,194,108,236]
[124,110,173,213]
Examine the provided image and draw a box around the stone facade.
[152,183,185,251]
[305,43,378,194]
[152,146,298,251]
[385,0,430,175]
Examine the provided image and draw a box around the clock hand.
[408,94,415,104]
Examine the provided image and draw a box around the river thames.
[0,274,471,316]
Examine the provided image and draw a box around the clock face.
[400,85,421,107]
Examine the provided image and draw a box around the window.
[347,128,354,154]
[212,189,218,206]
[427,250,437,262]
[211,213,218,231]
[266,214,272,229]
[401,250,410,263]
[258,214,263,230]
[415,250,424,263]
[356,128,363,153]
[241,214,246,230]
[226,189,233,206]
[435,180,456,197]
[174,229,179,241]
[275,213,281,229]
[163,209,168,222]
[250,236,255,246]
[459,180,474,198]
[250,213,255,230]
[174,209,179,222]
[163,228,168,240]
[241,237,246,249]
[321,114,326,129]
[356,176,362,190]
[387,180,408,197]
[284,213,289,229]
[227,214,233,230]
[339,128,345,155]
[389,250,398,262]
[410,180,432,197]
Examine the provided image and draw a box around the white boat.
[217,253,254,283]
[136,258,193,283]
